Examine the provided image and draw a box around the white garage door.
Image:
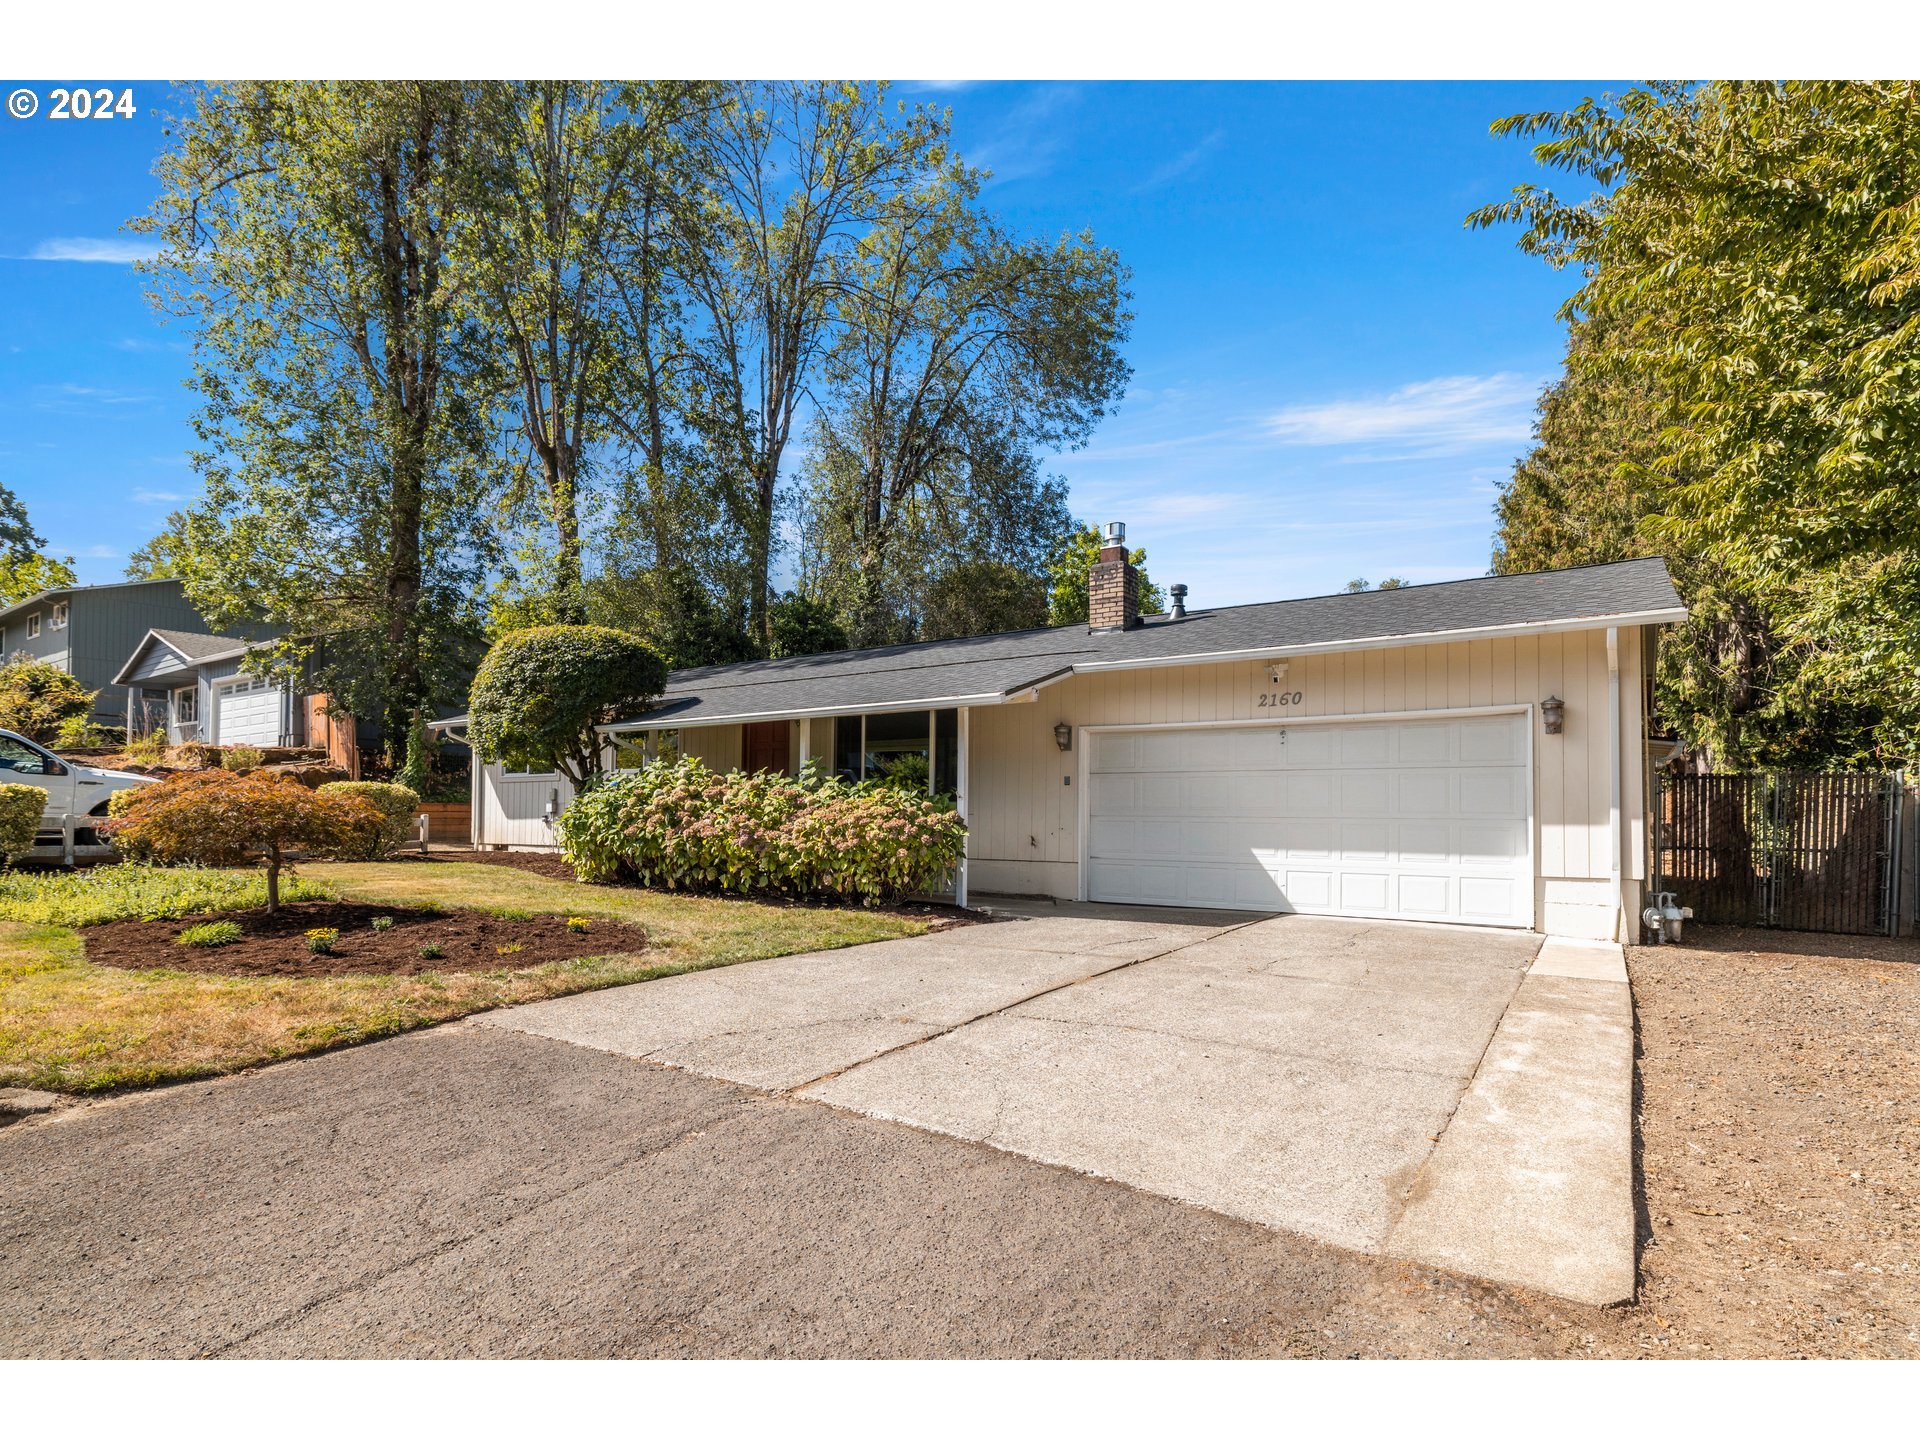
[215,677,281,746]
[1086,714,1532,926]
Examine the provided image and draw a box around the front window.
[825,710,957,795]
[51,601,68,630]
[611,729,680,771]
[26,614,39,639]
[174,686,197,725]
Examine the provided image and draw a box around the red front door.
[741,721,791,776]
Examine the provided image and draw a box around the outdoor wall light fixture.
[1541,696,1565,735]
[1054,722,1073,752]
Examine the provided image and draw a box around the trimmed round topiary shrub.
[0,781,46,861]
[467,625,668,788]
[556,757,966,903]
[316,781,421,859]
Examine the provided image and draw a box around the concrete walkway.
[482,900,1637,1304]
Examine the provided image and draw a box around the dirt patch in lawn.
[80,901,648,978]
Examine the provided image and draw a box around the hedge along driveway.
[0,861,925,1095]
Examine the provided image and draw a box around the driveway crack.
[191,1102,757,1357]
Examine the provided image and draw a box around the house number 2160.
[1257,690,1304,708]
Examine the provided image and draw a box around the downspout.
[1607,626,1623,941]
[955,707,970,909]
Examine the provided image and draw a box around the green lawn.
[0,861,924,1095]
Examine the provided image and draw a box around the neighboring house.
[444,530,1686,943]
[112,629,306,748]
[0,578,237,727]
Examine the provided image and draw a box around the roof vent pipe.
[1169,584,1187,618]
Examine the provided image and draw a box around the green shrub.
[419,941,445,960]
[0,863,335,928]
[54,715,121,750]
[874,753,931,792]
[122,730,168,764]
[221,746,266,773]
[177,920,243,948]
[370,915,395,932]
[467,625,667,788]
[0,657,96,744]
[0,782,45,861]
[556,757,967,903]
[315,781,420,859]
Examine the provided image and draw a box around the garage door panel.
[1458,770,1524,817]
[1396,873,1453,917]
[1282,771,1334,814]
[1458,820,1526,867]
[1338,726,1393,766]
[1397,771,1453,816]
[1339,820,1390,860]
[1399,820,1453,863]
[1339,872,1391,912]
[1460,876,1521,921]
[1458,715,1524,764]
[1339,771,1390,814]
[1086,715,1533,928]
[1282,727,1336,768]
[1397,724,1451,764]
[1279,868,1331,909]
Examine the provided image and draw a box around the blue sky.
[0,80,1603,604]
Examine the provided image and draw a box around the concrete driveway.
[483,898,1633,1303]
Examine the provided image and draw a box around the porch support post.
[1607,626,1623,940]
[955,706,971,908]
[798,718,811,772]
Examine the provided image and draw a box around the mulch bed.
[400,847,992,930]
[81,901,648,978]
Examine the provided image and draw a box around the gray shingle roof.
[615,557,1684,729]
[149,629,244,662]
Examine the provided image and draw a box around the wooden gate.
[1652,772,1903,935]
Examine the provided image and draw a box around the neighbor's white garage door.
[1086,714,1532,926]
[215,676,281,746]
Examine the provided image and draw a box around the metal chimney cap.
[1102,520,1126,546]
[1169,583,1188,617]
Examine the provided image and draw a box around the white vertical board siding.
[965,630,1641,935]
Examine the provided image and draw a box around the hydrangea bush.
[557,758,966,903]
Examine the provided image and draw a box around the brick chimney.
[1088,521,1139,632]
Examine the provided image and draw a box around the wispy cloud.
[969,84,1081,186]
[111,336,185,353]
[53,384,149,406]
[1136,129,1225,192]
[131,488,183,505]
[56,544,119,560]
[1264,374,1540,454]
[25,237,158,264]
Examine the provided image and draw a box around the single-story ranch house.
[442,532,1685,942]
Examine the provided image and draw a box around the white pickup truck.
[0,729,156,861]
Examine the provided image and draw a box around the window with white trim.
[25,614,39,639]
[51,601,68,630]
[174,686,198,725]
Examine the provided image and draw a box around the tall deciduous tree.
[674,82,948,646]
[467,81,715,624]
[806,162,1131,646]
[140,82,502,767]
[1475,81,1920,764]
